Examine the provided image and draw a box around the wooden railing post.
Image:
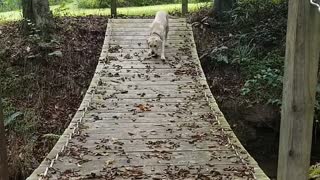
[277,0,320,179]
[182,0,188,15]
[111,0,117,18]
[0,97,9,180]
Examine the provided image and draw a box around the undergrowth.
[191,0,320,178]
[192,0,288,106]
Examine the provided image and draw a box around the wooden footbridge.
[27,18,269,180]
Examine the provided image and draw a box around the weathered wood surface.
[27,19,269,180]
[277,1,320,180]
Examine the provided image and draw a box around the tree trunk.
[22,0,54,34]
[0,97,9,180]
[214,0,234,14]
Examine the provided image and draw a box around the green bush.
[49,0,73,5]
[0,0,20,12]
[0,0,71,12]
[77,0,210,9]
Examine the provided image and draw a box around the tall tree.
[0,97,9,180]
[21,0,54,33]
[214,0,235,15]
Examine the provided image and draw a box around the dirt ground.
[0,16,107,179]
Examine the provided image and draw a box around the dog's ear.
[155,38,163,44]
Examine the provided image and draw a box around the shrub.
[0,0,20,12]
[0,0,71,12]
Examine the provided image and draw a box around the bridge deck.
[28,18,269,180]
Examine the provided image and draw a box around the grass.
[0,2,212,22]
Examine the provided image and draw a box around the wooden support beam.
[182,0,188,15]
[277,0,320,180]
[0,97,9,180]
[111,0,117,18]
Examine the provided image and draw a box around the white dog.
[147,11,169,60]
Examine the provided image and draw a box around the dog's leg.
[161,39,166,60]
[161,25,168,60]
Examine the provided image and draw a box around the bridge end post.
[111,0,117,18]
[182,0,188,15]
[277,0,320,179]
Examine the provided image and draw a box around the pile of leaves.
[0,16,107,179]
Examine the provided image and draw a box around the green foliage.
[77,0,210,9]
[48,0,72,5]
[0,0,71,12]
[0,0,20,12]
[4,111,23,127]
[241,68,283,104]
[207,0,287,106]
[1,99,36,134]
[53,1,71,16]
[310,163,320,180]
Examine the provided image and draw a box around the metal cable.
[311,0,320,12]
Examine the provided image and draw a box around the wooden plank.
[57,151,241,166]
[99,71,191,78]
[82,121,213,131]
[95,84,200,91]
[49,163,253,180]
[95,87,200,94]
[83,116,218,124]
[87,97,207,105]
[111,23,188,27]
[110,19,186,23]
[99,76,194,82]
[108,43,195,49]
[93,92,204,100]
[84,111,211,119]
[68,138,231,152]
[109,31,192,36]
[104,58,194,63]
[109,39,191,44]
[111,27,191,32]
[107,51,195,58]
[105,48,195,57]
[97,80,196,86]
[277,1,320,180]
[102,64,194,70]
[110,36,192,40]
[99,68,194,74]
[0,97,9,180]
[88,105,210,114]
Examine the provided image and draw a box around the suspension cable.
[310,0,320,12]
